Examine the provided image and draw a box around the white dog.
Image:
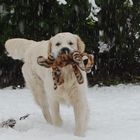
[5,32,89,136]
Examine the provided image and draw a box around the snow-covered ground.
[0,84,140,140]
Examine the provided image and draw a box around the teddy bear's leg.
[52,67,64,90]
[52,70,58,90]
[72,64,84,84]
[55,67,64,85]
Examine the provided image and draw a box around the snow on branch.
[88,0,101,22]
[57,0,67,5]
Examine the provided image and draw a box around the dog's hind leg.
[22,64,52,124]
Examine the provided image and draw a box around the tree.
[0,0,96,88]
[91,0,140,85]
[0,0,139,88]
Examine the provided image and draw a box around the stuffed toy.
[37,51,94,89]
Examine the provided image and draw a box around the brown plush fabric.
[37,51,94,89]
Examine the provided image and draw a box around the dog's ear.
[48,41,52,56]
[37,56,50,68]
[76,35,85,53]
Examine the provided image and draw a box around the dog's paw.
[53,118,63,127]
[74,130,85,137]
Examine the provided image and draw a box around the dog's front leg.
[49,99,62,127]
[73,93,88,137]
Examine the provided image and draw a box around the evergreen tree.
[92,0,140,85]
[0,0,96,88]
[0,0,139,88]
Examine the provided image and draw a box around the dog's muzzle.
[60,47,70,54]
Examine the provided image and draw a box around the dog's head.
[48,32,85,58]
[37,32,86,69]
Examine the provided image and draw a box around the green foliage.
[0,0,97,88]
[90,0,140,86]
[0,0,140,88]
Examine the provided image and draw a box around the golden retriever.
[5,32,89,136]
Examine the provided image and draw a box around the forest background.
[0,0,139,88]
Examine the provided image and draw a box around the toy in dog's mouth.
[84,55,94,72]
[37,51,94,89]
[79,54,94,73]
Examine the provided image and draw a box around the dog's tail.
[5,38,36,60]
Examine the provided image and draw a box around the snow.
[98,41,110,53]
[135,32,139,39]
[88,0,101,22]
[57,0,67,5]
[89,0,101,14]
[128,0,133,6]
[0,84,140,140]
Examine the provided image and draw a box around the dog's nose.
[60,47,70,54]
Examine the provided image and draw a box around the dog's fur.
[5,32,89,136]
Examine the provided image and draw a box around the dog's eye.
[68,42,73,45]
[56,42,61,46]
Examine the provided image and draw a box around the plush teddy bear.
[37,51,94,89]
